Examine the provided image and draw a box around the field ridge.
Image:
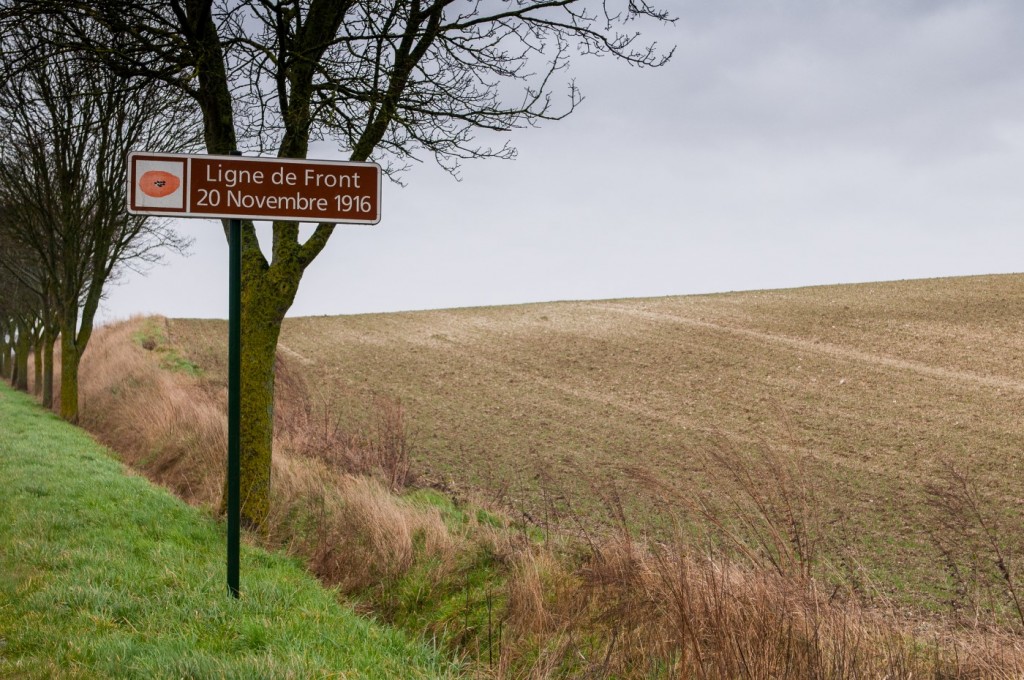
[595,301,1024,392]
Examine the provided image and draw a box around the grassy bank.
[56,314,1024,676]
[0,383,459,679]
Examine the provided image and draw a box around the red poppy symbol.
[139,170,181,198]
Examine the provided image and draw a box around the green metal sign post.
[127,149,381,599]
[226,150,242,597]
[227,214,241,596]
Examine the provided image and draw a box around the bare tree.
[0,229,43,393]
[0,205,59,404]
[0,23,196,422]
[0,319,7,381]
[5,0,673,526]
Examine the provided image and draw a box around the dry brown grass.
[497,534,1024,678]
[272,354,413,491]
[67,316,453,594]
[72,317,226,504]
[59,305,1024,678]
[267,456,457,591]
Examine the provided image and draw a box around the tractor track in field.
[593,303,1024,395]
[382,321,1014,498]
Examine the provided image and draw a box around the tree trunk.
[33,332,43,396]
[0,332,9,380]
[15,322,29,392]
[236,297,285,529]
[224,247,301,529]
[42,328,55,409]
[8,338,16,387]
[8,335,15,386]
[59,321,80,423]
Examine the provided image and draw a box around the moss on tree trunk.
[42,329,54,409]
[235,296,285,529]
[33,333,43,396]
[60,334,79,424]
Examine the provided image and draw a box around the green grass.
[0,384,461,679]
[133,318,202,376]
[352,488,509,664]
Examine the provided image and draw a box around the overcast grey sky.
[100,0,1024,323]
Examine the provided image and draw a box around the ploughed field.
[170,274,1024,610]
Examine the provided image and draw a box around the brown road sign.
[127,152,381,224]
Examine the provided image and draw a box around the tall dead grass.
[69,317,453,594]
[273,356,413,492]
[64,317,1024,678]
[72,318,226,504]
[267,455,457,592]
[497,532,1024,678]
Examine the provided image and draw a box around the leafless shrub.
[366,395,412,492]
[924,461,1024,631]
[487,467,1017,679]
[694,431,826,583]
[271,357,412,492]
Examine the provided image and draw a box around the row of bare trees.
[0,226,50,400]
[2,0,672,528]
[0,16,197,419]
